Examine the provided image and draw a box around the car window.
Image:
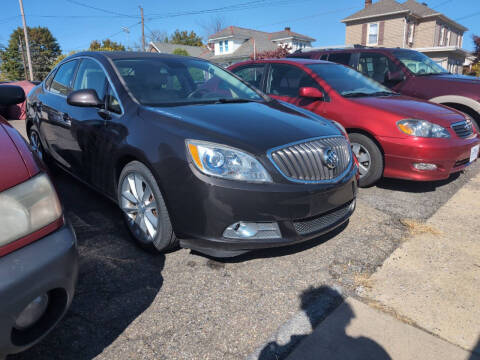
[266,64,319,97]
[106,84,121,114]
[392,50,448,75]
[73,58,107,100]
[307,63,394,98]
[44,70,56,90]
[358,52,402,86]
[231,65,266,90]
[326,53,351,66]
[50,60,78,96]
[319,54,329,61]
[113,57,263,106]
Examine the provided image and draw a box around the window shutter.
[361,23,367,45]
[378,21,385,45]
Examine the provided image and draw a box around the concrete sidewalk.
[285,171,480,360]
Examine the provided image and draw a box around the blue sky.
[0,0,479,53]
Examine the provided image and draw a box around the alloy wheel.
[351,142,371,178]
[29,130,43,161]
[120,172,159,242]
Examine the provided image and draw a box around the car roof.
[235,58,331,66]
[69,51,210,62]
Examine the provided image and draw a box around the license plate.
[470,145,480,163]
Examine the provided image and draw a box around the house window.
[219,41,223,53]
[368,23,379,45]
[457,35,462,47]
[224,40,229,53]
[446,30,451,46]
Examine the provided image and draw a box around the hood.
[0,120,31,192]
[143,100,342,154]
[350,95,465,126]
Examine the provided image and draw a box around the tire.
[118,161,178,252]
[349,133,383,187]
[28,126,52,167]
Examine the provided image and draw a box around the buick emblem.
[322,147,339,169]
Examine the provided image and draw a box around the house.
[148,42,210,58]
[342,0,469,74]
[206,26,316,66]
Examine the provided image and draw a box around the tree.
[251,44,291,60]
[200,15,226,39]
[53,51,77,66]
[0,26,61,81]
[131,29,169,51]
[89,39,125,52]
[169,30,203,47]
[172,48,189,56]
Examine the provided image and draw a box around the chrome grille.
[293,201,354,235]
[451,120,473,138]
[269,137,351,182]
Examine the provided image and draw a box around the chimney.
[365,0,372,7]
[285,27,291,32]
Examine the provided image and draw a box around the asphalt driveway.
[7,121,480,360]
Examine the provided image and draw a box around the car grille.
[293,201,354,236]
[269,137,351,182]
[451,120,473,138]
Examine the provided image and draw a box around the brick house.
[342,0,469,73]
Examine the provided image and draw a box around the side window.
[327,53,352,66]
[44,69,56,90]
[232,65,265,89]
[319,54,329,61]
[50,60,78,96]
[73,58,107,100]
[106,85,122,114]
[358,52,402,86]
[267,64,320,97]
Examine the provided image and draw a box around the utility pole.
[18,35,28,80]
[139,6,145,52]
[18,0,34,81]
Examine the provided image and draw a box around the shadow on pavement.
[469,337,480,359]
[256,286,391,360]
[375,172,460,193]
[9,169,165,360]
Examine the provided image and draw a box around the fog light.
[14,294,49,330]
[413,163,437,171]
[223,222,281,239]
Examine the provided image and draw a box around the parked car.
[229,59,480,187]
[0,85,78,358]
[26,52,358,257]
[288,47,480,131]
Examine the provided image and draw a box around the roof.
[208,26,316,42]
[342,0,467,31]
[235,58,330,66]
[149,42,207,57]
[71,51,210,61]
[269,30,315,42]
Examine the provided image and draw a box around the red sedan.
[0,85,77,358]
[229,59,480,187]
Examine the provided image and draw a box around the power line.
[64,0,138,18]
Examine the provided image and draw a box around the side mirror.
[67,89,103,108]
[299,87,324,100]
[387,71,405,83]
[0,85,25,106]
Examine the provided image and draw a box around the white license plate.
[470,145,480,163]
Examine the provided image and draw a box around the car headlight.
[186,140,272,183]
[0,173,62,247]
[397,119,450,138]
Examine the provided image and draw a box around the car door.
[37,59,79,169]
[230,64,267,91]
[65,57,111,183]
[265,63,327,114]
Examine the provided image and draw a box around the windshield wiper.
[369,91,397,97]
[342,92,375,98]
[416,72,450,76]
[213,98,257,104]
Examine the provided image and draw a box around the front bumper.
[0,221,78,357]
[379,135,480,181]
[168,164,358,257]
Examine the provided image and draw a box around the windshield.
[393,50,449,75]
[306,63,395,98]
[113,57,264,106]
